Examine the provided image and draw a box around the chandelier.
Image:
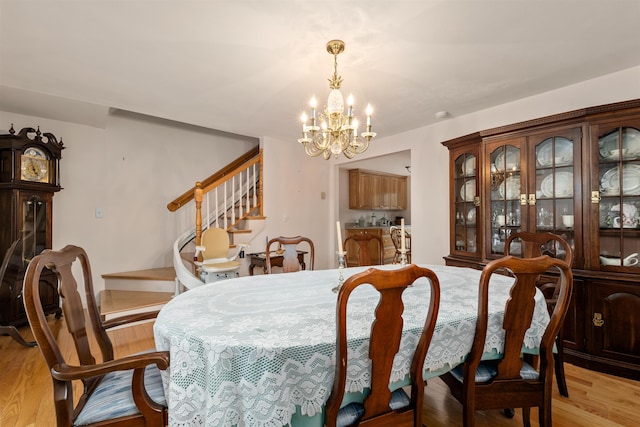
[298,40,376,160]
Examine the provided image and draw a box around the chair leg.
[462,397,475,427]
[555,336,569,397]
[0,325,37,347]
[522,407,531,427]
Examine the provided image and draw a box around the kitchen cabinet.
[344,227,395,265]
[349,169,407,210]
[441,99,640,380]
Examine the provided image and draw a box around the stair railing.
[170,147,262,292]
[194,150,262,247]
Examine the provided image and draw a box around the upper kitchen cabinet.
[348,169,407,210]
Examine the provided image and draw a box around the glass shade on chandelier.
[298,40,376,160]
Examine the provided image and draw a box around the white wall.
[260,136,331,269]
[329,66,640,265]
[0,109,257,298]
[2,65,639,299]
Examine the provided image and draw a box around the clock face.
[21,147,50,183]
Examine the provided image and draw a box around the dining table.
[154,263,550,427]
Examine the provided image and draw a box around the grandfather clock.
[0,125,63,345]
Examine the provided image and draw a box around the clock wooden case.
[0,125,63,331]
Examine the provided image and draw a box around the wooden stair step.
[102,267,176,281]
[228,229,253,234]
[102,267,177,293]
[99,289,173,318]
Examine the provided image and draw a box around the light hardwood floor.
[1,318,639,427]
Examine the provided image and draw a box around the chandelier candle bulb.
[310,96,317,119]
[336,221,343,253]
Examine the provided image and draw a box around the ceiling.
[1,1,640,143]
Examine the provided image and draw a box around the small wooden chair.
[344,232,384,267]
[23,245,169,427]
[440,255,573,427]
[505,231,573,397]
[324,265,441,427]
[390,226,411,264]
[266,236,315,273]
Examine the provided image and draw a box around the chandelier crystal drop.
[298,40,376,160]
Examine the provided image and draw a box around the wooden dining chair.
[505,231,573,397]
[23,245,170,427]
[344,232,384,267]
[266,235,315,273]
[440,255,573,427]
[390,226,411,264]
[324,265,441,427]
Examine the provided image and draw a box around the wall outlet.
[95,207,104,218]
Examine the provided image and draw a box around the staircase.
[103,147,265,300]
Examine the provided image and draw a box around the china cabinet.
[442,99,640,380]
[0,125,63,335]
[348,169,407,210]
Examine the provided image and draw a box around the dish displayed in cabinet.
[460,179,476,202]
[599,203,640,228]
[497,175,520,199]
[599,253,639,266]
[600,164,640,195]
[494,149,519,172]
[462,156,476,176]
[536,138,573,167]
[540,171,574,198]
[599,128,640,158]
[467,207,476,224]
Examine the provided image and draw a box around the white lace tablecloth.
[154,264,549,427]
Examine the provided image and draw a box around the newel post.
[194,182,203,249]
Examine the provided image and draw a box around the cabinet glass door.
[453,152,478,254]
[531,134,577,261]
[596,125,640,270]
[488,144,522,256]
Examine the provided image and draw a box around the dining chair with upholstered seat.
[505,231,573,397]
[196,227,248,282]
[390,226,411,264]
[324,265,441,427]
[344,232,384,267]
[266,235,315,273]
[23,245,169,427]
[439,255,573,427]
